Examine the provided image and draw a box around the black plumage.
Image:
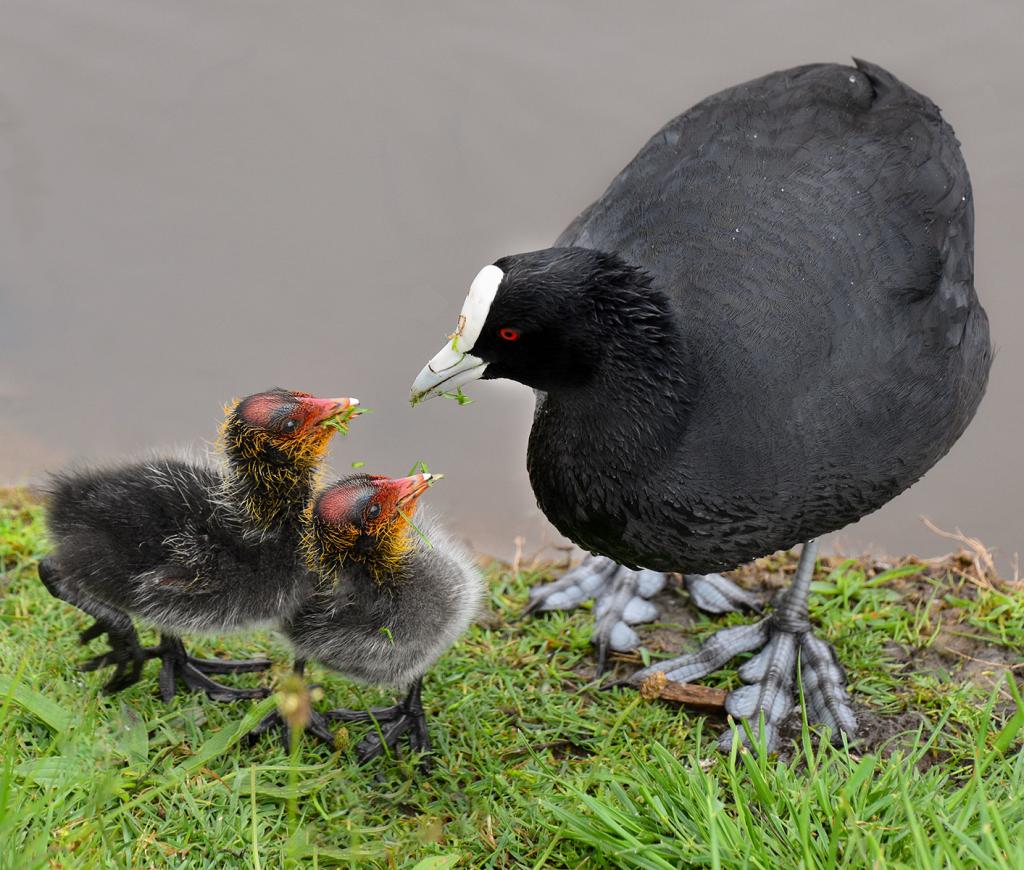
[412,60,991,748]
[39,389,358,700]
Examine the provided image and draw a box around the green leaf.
[410,856,461,870]
[0,674,72,732]
[398,508,432,550]
[993,672,1024,753]
[253,772,339,800]
[113,695,278,820]
[439,386,473,405]
[14,756,81,788]
[321,405,372,435]
[176,695,277,776]
[115,703,149,766]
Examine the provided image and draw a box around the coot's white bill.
[411,349,487,403]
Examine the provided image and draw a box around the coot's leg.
[628,540,857,752]
[523,556,668,674]
[152,635,270,703]
[325,678,432,771]
[38,556,147,694]
[247,660,339,750]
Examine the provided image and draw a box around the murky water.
[2,1,1021,571]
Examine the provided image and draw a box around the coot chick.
[250,473,482,765]
[39,389,359,701]
[411,60,991,749]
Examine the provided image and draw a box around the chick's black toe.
[247,709,339,751]
[175,653,273,675]
[79,625,147,694]
[78,621,108,645]
[325,680,432,769]
[152,636,270,703]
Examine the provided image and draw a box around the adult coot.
[411,60,991,748]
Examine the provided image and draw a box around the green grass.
[1,493,1022,868]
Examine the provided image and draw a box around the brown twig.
[921,517,998,587]
[511,536,525,575]
[636,671,728,713]
[938,646,1024,672]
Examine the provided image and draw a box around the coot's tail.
[851,57,938,112]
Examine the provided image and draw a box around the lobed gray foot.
[630,540,856,752]
[630,616,855,751]
[684,573,762,614]
[524,555,667,673]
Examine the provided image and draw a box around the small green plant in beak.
[398,509,433,550]
[321,405,372,435]
[396,472,442,550]
[440,386,473,406]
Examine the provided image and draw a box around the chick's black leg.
[524,556,669,674]
[152,635,270,703]
[162,644,271,676]
[326,678,432,769]
[628,540,856,752]
[247,660,339,751]
[38,556,146,694]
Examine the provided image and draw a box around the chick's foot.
[79,623,147,694]
[246,708,339,751]
[326,679,432,770]
[151,635,271,702]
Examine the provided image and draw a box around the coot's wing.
[557,59,987,400]
[557,60,977,325]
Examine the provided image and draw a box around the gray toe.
[635,569,668,598]
[799,633,857,741]
[630,619,770,685]
[608,621,640,652]
[685,573,763,614]
[621,596,659,625]
[526,555,617,613]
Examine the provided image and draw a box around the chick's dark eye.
[367,503,382,520]
[282,418,298,433]
[499,327,521,342]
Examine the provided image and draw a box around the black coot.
[411,60,991,749]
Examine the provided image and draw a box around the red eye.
[499,328,521,342]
